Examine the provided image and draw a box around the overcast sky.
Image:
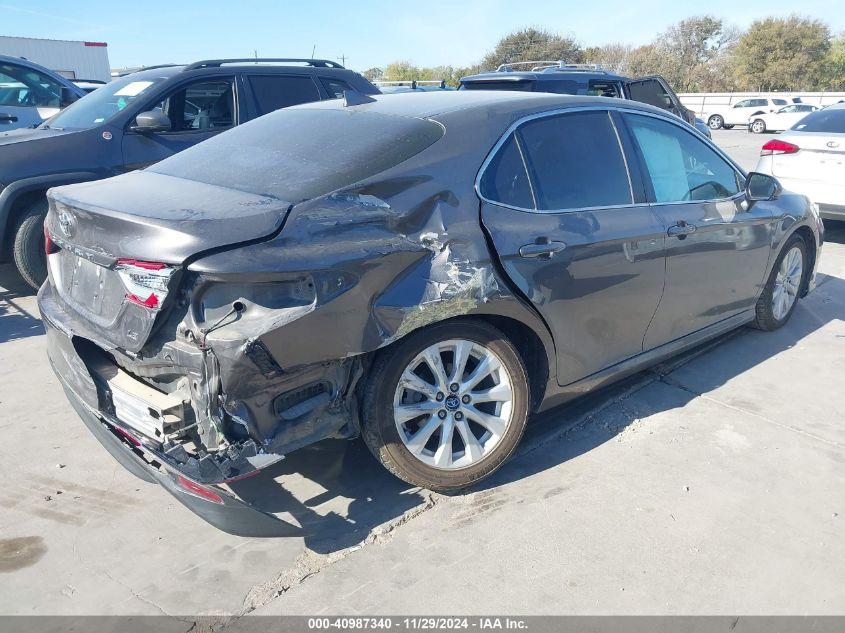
[2,0,843,70]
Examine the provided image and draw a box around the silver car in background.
[754,103,845,222]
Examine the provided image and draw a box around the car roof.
[124,62,361,81]
[296,89,671,122]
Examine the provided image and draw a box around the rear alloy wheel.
[750,119,766,134]
[12,198,49,290]
[708,115,723,130]
[752,235,807,331]
[362,320,529,491]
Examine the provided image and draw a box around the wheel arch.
[0,172,99,261]
[791,224,817,296]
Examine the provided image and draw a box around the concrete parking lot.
[0,130,843,622]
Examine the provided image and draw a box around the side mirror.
[745,172,782,202]
[131,110,171,133]
[60,86,79,108]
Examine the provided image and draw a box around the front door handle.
[667,221,697,239]
[518,240,566,258]
[0,113,18,123]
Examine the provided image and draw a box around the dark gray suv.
[39,91,822,536]
[0,58,377,288]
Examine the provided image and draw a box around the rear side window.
[247,75,321,116]
[320,78,352,99]
[479,135,534,209]
[149,108,444,202]
[517,110,632,211]
[627,79,673,112]
[772,99,788,106]
[792,108,845,133]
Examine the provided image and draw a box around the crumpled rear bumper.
[40,288,299,537]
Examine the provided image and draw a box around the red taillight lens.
[114,259,174,310]
[44,221,59,255]
[761,139,799,156]
[176,475,224,504]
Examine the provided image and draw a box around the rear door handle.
[0,113,18,123]
[518,240,566,258]
[667,221,697,239]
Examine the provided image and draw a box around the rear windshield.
[149,108,444,201]
[791,108,845,133]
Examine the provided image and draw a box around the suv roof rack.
[495,60,606,73]
[117,64,183,76]
[184,58,344,71]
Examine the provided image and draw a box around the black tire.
[751,234,807,331]
[707,115,723,130]
[12,198,49,290]
[750,119,766,134]
[362,319,529,492]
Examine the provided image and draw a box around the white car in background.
[748,103,818,134]
[754,103,845,222]
[706,97,790,130]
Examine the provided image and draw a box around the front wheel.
[12,198,49,290]
[750,119,766,134]
[362,320,529,491]
[707,115,723,130]
[752,235,807,331]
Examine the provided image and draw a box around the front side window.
[734,100,751,108]
[248,75,320,115]
[517,110,632,211]
[147,79,234,132]
[772,99,788,106]
[626,113,741,203]
[627,79,674,112]
[0,63,63,109]
[47,73,168,130]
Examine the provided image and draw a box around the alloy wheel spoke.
[472,382,513,404]
[455,419,483,462]
[450,340,472,383]
[464,404,507,439]
[433,417,454,468]
[422,348,449,392]
[405,415,442,455]
[463,354,500,392]
[399,370,439,400]
[395,400,442,424]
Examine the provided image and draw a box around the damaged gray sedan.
[39,91,822,536]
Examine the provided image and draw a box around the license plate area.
[53,251,126,324]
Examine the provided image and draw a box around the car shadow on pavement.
[0,264,43,343]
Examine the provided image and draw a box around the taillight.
[761,139,799,156]
[115,258,174,309]
[44,221,59,255]
[176,475,224,504]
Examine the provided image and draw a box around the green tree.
[658,16,738,91]
[480,28,582,71]
[822,34,845,90]
[732,16,831,90]
[362,67,384,81]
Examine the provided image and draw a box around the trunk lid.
[45,170,291,352]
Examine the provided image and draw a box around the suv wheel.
[750,119,766,134]
[752,235,807,331]
[362,320,529,491]
[707,115,723,130]
[12,198,49,290]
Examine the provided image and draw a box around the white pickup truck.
[705,97,790,130]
